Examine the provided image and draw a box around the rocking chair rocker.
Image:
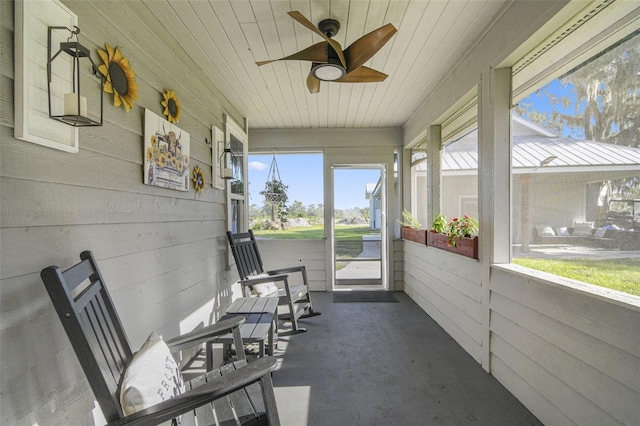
[227,230,321,333]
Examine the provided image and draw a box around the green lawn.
[253,225,375,258]
[253,225,373,240]
[513,257,640,296]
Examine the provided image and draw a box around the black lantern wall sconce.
[219,141,234,180]
[47,25,103,127]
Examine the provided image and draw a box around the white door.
[332,165,387,290]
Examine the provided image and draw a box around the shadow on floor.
[270,292,542,426]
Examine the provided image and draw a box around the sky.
[517,79,586,139]
[248,153,381,210]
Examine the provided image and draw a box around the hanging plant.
[262,179,288,204]
[192,165,205,193]
[97,43,138,112]
[260,154,289,226]
[161,89,181,123]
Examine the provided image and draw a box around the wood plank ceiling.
[139,0,508,129]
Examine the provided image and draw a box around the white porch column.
[428,125,442,225]
[478,67,512,371]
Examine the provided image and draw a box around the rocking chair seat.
[114,357,277,426]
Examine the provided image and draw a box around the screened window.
[511,32,640,296]
[248,152,324,239]
[410,149,428,228]
[441,128,479,223]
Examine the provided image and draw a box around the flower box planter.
[401,227,427,244]
[427,231,478,259]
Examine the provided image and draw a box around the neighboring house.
[365,182,382,230]
[395,116,640,242]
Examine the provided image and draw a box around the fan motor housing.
[318,18,340,37]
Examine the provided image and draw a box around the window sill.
[492,263,640,310]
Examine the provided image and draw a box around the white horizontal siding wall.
[403,241,483,362]
[1,0,244,424]
[251,238,327,291]
[490,266,640,426]
[250,238,405,293]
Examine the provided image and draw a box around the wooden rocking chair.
[227,230,321,334]
[41,250,280,425]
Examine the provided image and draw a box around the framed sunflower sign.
[144,109,190,192]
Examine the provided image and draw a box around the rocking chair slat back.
[229,231,265,279]
[41,250,132,421]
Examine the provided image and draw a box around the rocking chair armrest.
[107,357,278,426]
[242,273,289,285]
[266,265,307,275]
[165,316,246,352]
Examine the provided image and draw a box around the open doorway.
[332,165,387,290]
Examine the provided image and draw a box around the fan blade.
[344,23,397,73]
[327,39,346,69]
[256,42,329,66]
[288,11,347,68]
[338,66,388,83]
[288,11,327,38]
[307,72,321,93]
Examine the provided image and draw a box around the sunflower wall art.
[161,90,181,123]
[97,43,138,112]
[144,109,190,192]
[192,166,205,193]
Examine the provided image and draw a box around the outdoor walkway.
[270,292,542,426]
[336,234,381,280]
[514,243,640,259]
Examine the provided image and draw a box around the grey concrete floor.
[271,292,542,426]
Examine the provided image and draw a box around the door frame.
[329,163,388,292]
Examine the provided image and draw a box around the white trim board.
[15,0,79,152]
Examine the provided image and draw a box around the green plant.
[447,215,479,246]
[261,179,289,226]
[398,208,421,229]
[431,214,448,234]
[431,214,479,247]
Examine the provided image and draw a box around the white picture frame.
[14,0,79,152]
[143,109,191,192]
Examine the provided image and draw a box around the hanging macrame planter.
[262,154,287,204]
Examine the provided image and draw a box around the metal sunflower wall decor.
[192,165,205,193]
[161,90,181,123]
[97,43,138,112]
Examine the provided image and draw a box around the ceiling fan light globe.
[312,63,346,81]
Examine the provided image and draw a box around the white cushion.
[120,333,184,423]
[536,226,555,237]
[593,227,608,238]
[573,222,594,237]
[556,227,570,237]
[250,273,279,296]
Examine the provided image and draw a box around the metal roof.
[440,117,640,174]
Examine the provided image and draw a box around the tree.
[289,200,306,218]
[515,34,640,198]
[249,203,263,218]
[306,204,316,216]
